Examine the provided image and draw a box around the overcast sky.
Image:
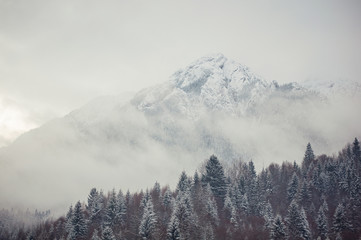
[1,0,361,146]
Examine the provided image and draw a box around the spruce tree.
[140,189,152,210]
[352,137,361,163]
[204,184,219,225]
[162,188,173,209]
[173,190,196,240]
[299,180,311,209]
[167,214,180,240]
[116,190,127,226]
[139,198,157,239]
[263,201,274,230]
[203,155,228,201]
[153,182,161,197]
[332,203,351,235]
[299,207,312,240]
[224,191,238,228]
[104,190,117,227]
[87,188,102,223]
[70,201,87,240]
[303,143,315,169]
[270,215,287,240]
[102,226,116,240]
[287,173,299,202]
[316,206,328,240]
[177,171,190,193]
[65,205,73,235]
[87,188,98,211]
[286,200,301,239]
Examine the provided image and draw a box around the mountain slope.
[0,54,360,214]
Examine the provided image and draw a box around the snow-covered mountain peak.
[133,54,274,117]
[170,53,268,93]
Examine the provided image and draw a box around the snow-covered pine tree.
[240,193,249,215]
[125,190,131,206]
[204,184,219,226]
[246,161,262,215]
[139,198,157,240]
[263,200,274,230]
[87,188,98,212]
[162,188,173,209]
[177,171,190,193]
[203,155,228,201]
[286,200,301,239]
[270,215,287,240]
[321,198,329,213]
[87,188,102,223]
[303,143,315,170]
[102,226,116,240]
[352,137,360,163]
[259,169,272,194]
[65,205,73,234]
[141,190,152,210]
[173,190,196,240]
[166,214,180,240]
[153,182,161,198]
[299,207,312,240]
[104,189,117,227]
[332,203,351,235]
[287,173,299,202]
[69,201,87,240]
[193,171,200,186]
[224,190,238,229]
[201,223,215,240]
[299,180,311,209]
[316,205,328,240]
[116,190,127,226]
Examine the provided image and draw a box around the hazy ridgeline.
[1,138,360,240]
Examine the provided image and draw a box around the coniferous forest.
[1,138,361,240]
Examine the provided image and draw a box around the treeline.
[2,138,361,240]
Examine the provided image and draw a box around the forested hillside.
[1,138,361,240]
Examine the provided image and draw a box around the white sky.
[1,0,361,146]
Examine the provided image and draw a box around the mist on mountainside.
[0,54,360,215]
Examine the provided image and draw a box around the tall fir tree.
[332,203,351,235]
[104,190,117,227]
[116,190,127,226]
[270,215,287,240]
[167,214,180,240]
[303,143,315,169]
[177,171,190,193]
[204,184,219,226]
[286,200,301,239]
[87,188,103,223]
[287,173,299,202]
[102,226,116,240]
[69,201,87,240]
[139,198,157,240]
[173,190,196,240]
[316,206,328,240]
[299,207,312,240]
[65,205,73,235]
[203,155,228,201]
[352,137,361,163]
[141,189,152,210]
[263,201,274,231]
